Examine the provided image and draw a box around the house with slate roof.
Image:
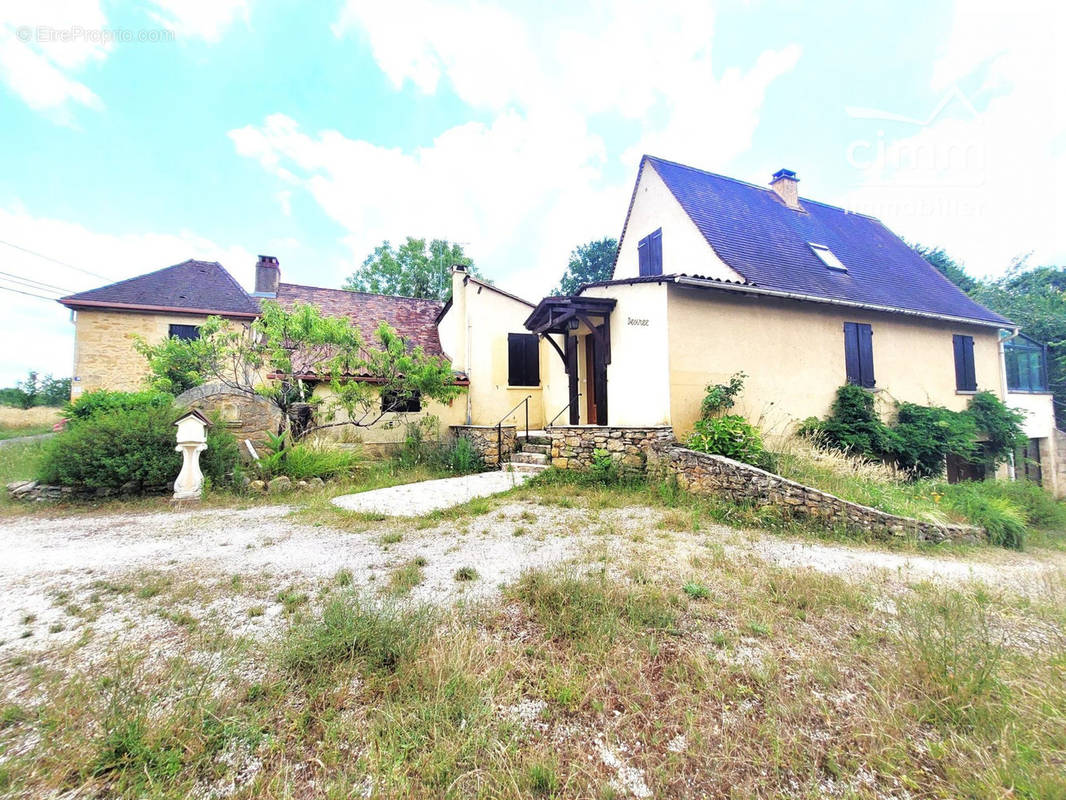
[58,155,1062,488]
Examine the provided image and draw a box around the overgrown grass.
[772,434,1066,549]
[2,551,1064,798]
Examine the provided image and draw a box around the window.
[637,228,663,276]
[843,322,875,388]
[1005,334,1049,392]
[809,242,847,271]
[507,333,540,386]
[168,324,201,341]
[381,390,421,413]
[953,334,977,392]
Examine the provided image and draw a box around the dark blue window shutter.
[637,229,662,276]
[857,324,875,388]
[649,228,662,275]
[953,334,976,391]
[508,333,540,386]
[844,322,874,388]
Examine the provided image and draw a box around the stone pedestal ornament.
[173,410,210,502]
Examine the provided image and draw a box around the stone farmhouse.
[59,155,1063,493]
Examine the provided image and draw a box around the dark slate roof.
[275,283,445,356]
[59,259,260,316]
[637,156,1009,326]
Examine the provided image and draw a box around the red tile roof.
[274,283,445,356]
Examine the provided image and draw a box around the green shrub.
[589,448,619,484]
[886,402,975,479]
[447,435,484,474]
[259,442,361,480]
[973,479,1066,529]
[39,406,181,490]
[39,400,239,493]
[799,383,893,458]
[395,418,484,475]
[687,415,771,468]
[282,593,434,677]
[699,371,746,419]
[967,391,1027,467]
[65,389,174,425]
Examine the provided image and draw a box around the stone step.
[519,432,551,446]
[503,461,549,475]
[510,451,549,465]
[519,443,550,455]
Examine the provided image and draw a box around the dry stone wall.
[176,382,282,451]
[661,447,983,544]
[547,426,675,473]
[451,425,516,468]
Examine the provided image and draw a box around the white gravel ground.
[0,499,1061,662]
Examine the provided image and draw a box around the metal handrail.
[547,395,580,428]
[494,394,532,467]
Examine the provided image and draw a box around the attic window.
[809,243,847,272]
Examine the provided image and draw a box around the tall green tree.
[344,237,478,301]
[555,237,618,295]
[911,242,978,292]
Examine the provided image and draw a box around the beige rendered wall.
[582,281,672,426]
[438,274,552,428]
[666,285,1003,438]
[307,383,467,452]
[71,309,218,397]
[613,162,743,282]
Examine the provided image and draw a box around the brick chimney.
[254,255,280,296]
[769,168,802,210]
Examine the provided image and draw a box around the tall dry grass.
[0,406,63,433]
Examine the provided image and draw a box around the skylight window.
[809,243,847,271]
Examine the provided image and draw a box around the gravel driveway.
[1,501,1062,662]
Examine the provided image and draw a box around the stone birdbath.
[173,409,210,502]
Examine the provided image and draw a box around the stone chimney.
[769,168,802,210]
[449,264,469,373]
[254,255,280,296]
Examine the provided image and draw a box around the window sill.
[508,385,540,390]
[955,390,977,395]
[1005,390,1054,396]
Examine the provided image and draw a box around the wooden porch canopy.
[523,296,617,367]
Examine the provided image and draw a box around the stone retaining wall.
[547,426,675,473]
[661,447,983,544]
[6,480,169,502]
[451,425,516,468]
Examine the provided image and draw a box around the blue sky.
[0,0,1063,385]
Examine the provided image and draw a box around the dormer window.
[809,242,846,271]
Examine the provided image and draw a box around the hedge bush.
[65,389,174,425]
[39,395,240,493]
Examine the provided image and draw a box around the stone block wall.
[662,446,983,544]
[176,382,283,453]
[452,425,516,468]
[547,426,675,473]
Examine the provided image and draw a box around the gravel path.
[0,432,54,447]
[0,500,1061,660]
[331,470,532,515]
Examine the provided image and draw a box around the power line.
[0,270,73,294]
[0,238,110,280]
[0,283,62,302]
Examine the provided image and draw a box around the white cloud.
[842,0,1066,277]
[241,1,801,297]
[0,1,110,116]
[0,205,254,385]
[147,0,250,43]
[230,110,624,299]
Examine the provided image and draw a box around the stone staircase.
[502,431,551,475]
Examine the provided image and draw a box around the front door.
[584,330,608,424]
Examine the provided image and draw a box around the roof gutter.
[672,276,1009,330]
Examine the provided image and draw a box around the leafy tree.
[37,375,71,406]
[15,371,39,409]
[344,237,479,301]
[911,242,978,292]
[135,301,464,442]
[133,332,216,395]
[555,237,617,296]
